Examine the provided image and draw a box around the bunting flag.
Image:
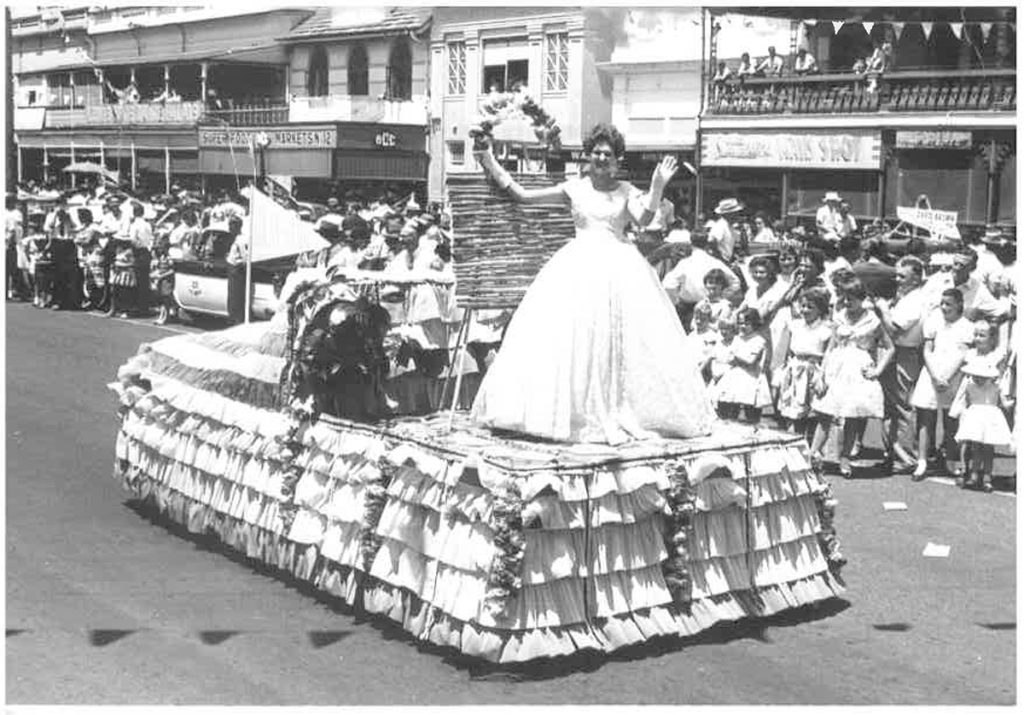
[980,22,993,42]
[243,187,329,263]
[892,22,905,40]
[949,22,963,39]
[862,21,874,36]
[831,20,844,35]
[921,22,934,40]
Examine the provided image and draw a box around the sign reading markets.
[199,127,338,149]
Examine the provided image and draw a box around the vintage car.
[172,224,295,321]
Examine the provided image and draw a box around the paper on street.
[883,501,908,511]
[922,542,951,558]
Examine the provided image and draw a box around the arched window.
[307,45,329,97]
[348,43,368,96]
[387,37,412,100]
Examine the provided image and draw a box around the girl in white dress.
[909,288,973,480]
[773,286,833,441]
[471,124,715,444]
[691,299,721,383]
[810,278,896,477]
[950,321,1011,492]
[715,307,772,423]
[701,268,734,328]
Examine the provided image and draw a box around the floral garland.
[468,88,562,152]
[812,480,846,579]
[483,484,527,617]
[358,460,395,570]
[661,461,697,611]
[275,394,314,533]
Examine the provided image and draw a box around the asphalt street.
[5,302,1016,705]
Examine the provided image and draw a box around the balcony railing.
[707,68,1016,116]
[289,94,428,125]
[40,100,205,128]
[200,105,290,127]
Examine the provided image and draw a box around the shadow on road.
[124,498,854,679]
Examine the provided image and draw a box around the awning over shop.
[334,150,428,181]
[15,130,198,150]
[199,148,332,178]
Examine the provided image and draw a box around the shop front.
[700,128,884,224]
[198,125,337,184]
[885,128,1015,230]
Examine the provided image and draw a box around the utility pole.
[6,6,16,192]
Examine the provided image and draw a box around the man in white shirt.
[924,250,1008,322]
[662,231,741,329]
[837,201,857,239]
[755,46,785,76]
[815,191,843,241]
[972,226,1009,289]
[708,198,743,262]
[793,48,818,75]
[875,255,929,472]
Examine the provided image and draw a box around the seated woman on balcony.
[793,48,818,76]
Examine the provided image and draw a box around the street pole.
[6,6,16,193]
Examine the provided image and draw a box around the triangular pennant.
[892,22,905,41]
[980,22,994,42]
[862,21,874,36]
[832,20,845,35]
[949,22,963,39]
[921,22,934,40]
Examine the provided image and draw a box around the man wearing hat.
[815,191,844,241]
[709,198,743,262]
[972,225,1010,289]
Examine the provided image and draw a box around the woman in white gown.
[471,124,715,444]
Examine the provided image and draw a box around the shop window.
[348,44,368,96]
[887,148,988,225]
[544,32,569,92]
[307,45,329,98]
[447,140,465,166]
[447,41,466,95]
[482,38,529,93]
[387,38,412,100]
[789,170,879,219]
[997,152,1015,225]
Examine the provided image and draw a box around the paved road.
[6,303,1016,705]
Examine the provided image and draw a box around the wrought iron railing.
[200,104,290,126]
[707,68,1016,115]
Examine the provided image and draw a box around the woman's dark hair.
[800,286,831,318]
[841,277,867,301]
[754,210,770,225]
[582,123,626,158]
[798,247,825,276]
[778,243,799,264]
[703,268,729,287]
[749,254,779,280]
[941,287,964,309]
[735,307,762,330]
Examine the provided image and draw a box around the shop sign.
[701,131,881,170]
[896,206,961,239]
[198,127,337,149]
[374,130,399,149]
[895,130,973,150]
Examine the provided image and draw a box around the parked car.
[172,225,294,321]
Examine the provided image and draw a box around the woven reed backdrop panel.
[448,173,575,310]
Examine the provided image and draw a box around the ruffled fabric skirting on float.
[110,322,846,664]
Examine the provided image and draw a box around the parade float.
[110,96,845,665]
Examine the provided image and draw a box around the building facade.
[12,5,310,194]
[700,8,1016,231]
[427,7,617,202]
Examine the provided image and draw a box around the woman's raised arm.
[473,148,567,205]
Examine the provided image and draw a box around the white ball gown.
[471,176,715,444]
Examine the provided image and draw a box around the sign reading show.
[702,130,882,170]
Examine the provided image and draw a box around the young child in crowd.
[774,286,833,442]
[715,307,771,423]
[909,288,973,480]
[950,320,1011,492]
[107,238,137,319]
[709,314,737,392]
[702,268,734,327]
[28,234,55,308]
[82,236,108,311]
[691,299,721,383]
[810,278,895,477]
[150,235,176,325]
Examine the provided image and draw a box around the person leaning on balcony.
[755,46,785,77]
[793,48,818,75]
[713,61,733,82]
[736,53,756,78]
[867,41,893,73]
